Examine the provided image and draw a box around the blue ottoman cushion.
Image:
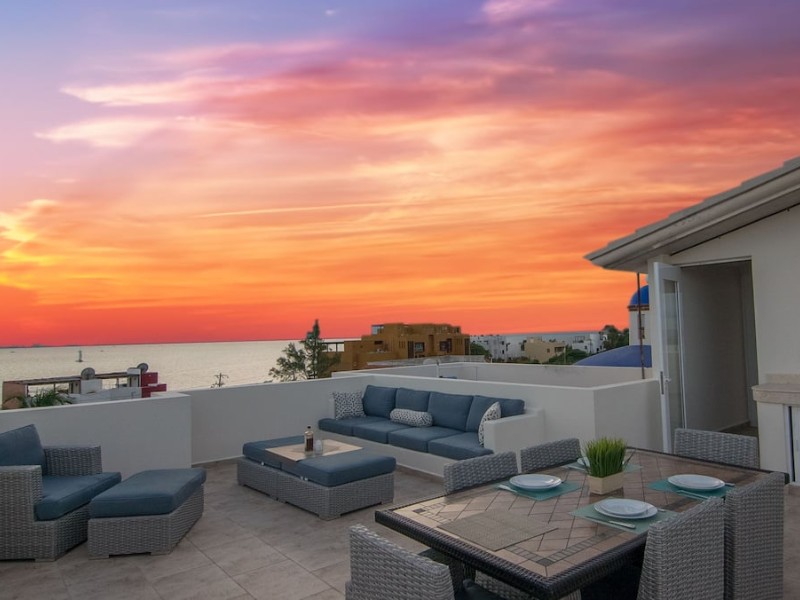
[0,424,45,468]
[89,468,206,518]
[351,419,410,443]
[282,450,395,487]
[36,472,122,521]
[318,416,384,436]
[428,433,493,460]
[243,435,304,468]
[387,426,462,452]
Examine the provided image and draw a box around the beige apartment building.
[332,323,470,371]
[523,337,567,363]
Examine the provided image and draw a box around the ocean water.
[0,341,292,392]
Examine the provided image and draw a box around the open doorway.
[678,260,758,434]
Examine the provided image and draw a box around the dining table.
[374,448,781,600]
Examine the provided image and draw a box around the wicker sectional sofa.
[318,385,542,474]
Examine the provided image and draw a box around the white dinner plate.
[594,498,651,517]
[595,503,657,520]
[509,474,562,490]
[668,474,725,491]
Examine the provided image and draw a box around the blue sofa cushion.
[388,426,462,452]
[243,435,304,468]
[466,395,526,432]
[284,450,395,487]
[395,388,430,412]
[0,424,45,468]
[88,468,206,518]
[319,416,384,436]
[351,419,411,444]
[429,433,493,460]
[361,385,397,418]
[428,392,473,431]
[36,472,121,521]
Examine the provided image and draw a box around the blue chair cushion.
[243,435,304,468]
[318,416,384,436]
[283,450,395,487]
[466,396,526,432]
[428,433,493,460]
[387,426,462,452]
[427,392,473,431]
[0,424,45,468]
[36,472,121,521]
[88,468,206,518]
[395,388,430,412]
[361,385,397,418]
[350,420,410,444]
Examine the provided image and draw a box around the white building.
[587,155,800,479]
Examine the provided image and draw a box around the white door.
[652,262,686,452]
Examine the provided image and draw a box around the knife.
[677,490,711,500]
[580,515,637,530]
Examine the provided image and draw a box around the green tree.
[469,342,491,359]
[269,320,340,381]
[546,346,589,365]
[601,325,630,350]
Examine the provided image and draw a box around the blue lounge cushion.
[466,395,526,432]
[428,433,493,460]
[319,416,384,436]
[387,426,462,452]
[395,388,430,412]
[350,419,410,444]
[427,392,473,431]
[0,424,45,468]
[36,472,121,521]
[243,435,304,468]
[361,385,397,418]
[283,450,395,487]
[88,468,206,518]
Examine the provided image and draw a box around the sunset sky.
[2,1,799,346]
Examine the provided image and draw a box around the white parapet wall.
[0,392,192,479]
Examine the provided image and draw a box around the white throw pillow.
[478,402,501,446]
[333,391,365,419]
[389,408,433,427]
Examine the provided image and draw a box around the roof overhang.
[585,156,800,272]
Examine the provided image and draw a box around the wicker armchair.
[443,451,519,495]
[520,439,581,473]
[723,471,784,599]
[637,498,725,600]
[672,428,759,469]
[346,525,504,600]
[0,445,106,561]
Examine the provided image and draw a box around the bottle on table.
[304,426,314,452]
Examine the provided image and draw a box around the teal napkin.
[496,480,581,501]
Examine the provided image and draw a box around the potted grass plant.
[583,437,627,495]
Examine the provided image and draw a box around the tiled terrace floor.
[2,463,799,600]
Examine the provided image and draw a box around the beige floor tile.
[201,535,286,577]
[134,539,214,582]
[234,559,330,600]
[151,563,248,600]
[311,558,350,593]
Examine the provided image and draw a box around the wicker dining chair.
[345,525,504,600]
[723,471,784,600]
[443,451,519,495]
[520,438,582,473]
[672,428,759,469]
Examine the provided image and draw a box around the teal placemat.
[649,478,730,499]
[571,502,676,534]
[496,480,581,501]
[565,461,642,473]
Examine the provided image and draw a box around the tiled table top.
[375,450,772,599]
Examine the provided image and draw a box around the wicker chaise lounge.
[0,425,121,561]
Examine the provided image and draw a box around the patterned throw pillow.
[389,408,433,427]
[478,401,501,446]
[333,391,365,419]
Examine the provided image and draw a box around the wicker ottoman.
[87,468,205,558]
[238,437,395,520]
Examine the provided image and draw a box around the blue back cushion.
[427,392,473,431]
[395,388,430,412]
[466,395,526,432]
[361,385,397,418]
[0,424,45,468]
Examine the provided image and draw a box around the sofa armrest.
[483,408,544,455]
[44,445,102,476]
[0,465,43,521]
